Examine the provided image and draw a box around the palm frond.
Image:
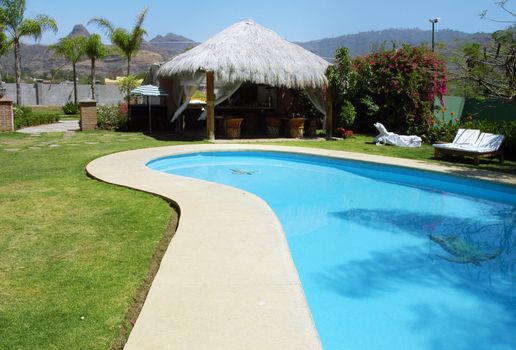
[17,15,57,41]
[48,36,86,63]
[84,33,107,59]
[88,17,115,38]
[18,19,42,40]
[34,15,58,33]
[0,31,12,55]
[132,7,148,37]
[0,0,26,29]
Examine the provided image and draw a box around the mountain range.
[0,25,492,80]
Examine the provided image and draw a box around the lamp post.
[429,17,440,52]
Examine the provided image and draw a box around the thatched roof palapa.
[158,20,330,89]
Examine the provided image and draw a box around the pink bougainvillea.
[352,45,447,134]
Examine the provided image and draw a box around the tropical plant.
[117,75,140,103]
[88,7,148,76]
[83,33,107,100]
[62,101,79,115]
[0,0,58,104]
[49,36,86,104]
[337,100,356,128]
[0,27,10,83]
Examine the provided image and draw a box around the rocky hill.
[0,26,493,80]
[66,24,90,38]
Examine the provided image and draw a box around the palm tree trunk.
[91,58,96,100]
[73,62,78,105]
[14,39,21,105]
[126,58,131,103]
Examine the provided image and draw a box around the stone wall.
[3,83,124,106]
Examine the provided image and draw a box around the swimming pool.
[148,151,516,350]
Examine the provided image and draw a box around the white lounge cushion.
[452,129,481,145]
[434,132,504,154]
[374,122,422,147]
[433,129,480,150]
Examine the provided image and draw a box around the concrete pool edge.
[86,144,515,350]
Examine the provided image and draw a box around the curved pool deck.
[86,144,515,350]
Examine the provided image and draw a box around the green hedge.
[13,106,61,129]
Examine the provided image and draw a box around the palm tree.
[49,36,86,105]
[83,34,107,100]
[0,28,10,86]
[0,0,57,104]
[89,7,147,76]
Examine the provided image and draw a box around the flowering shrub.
[97,104,127,130]
[328,44,448,138]
[336,127,355,139]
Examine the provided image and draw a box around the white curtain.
[171,72,205,122]
[304,86,327,124]
[198,80,243,120]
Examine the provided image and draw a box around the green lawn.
[0,131,198,349]
[0,131,513,349]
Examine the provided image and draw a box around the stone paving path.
[17,120,79,134]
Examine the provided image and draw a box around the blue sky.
[26,0,513,44]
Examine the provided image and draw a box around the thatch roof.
[158,20,330,89]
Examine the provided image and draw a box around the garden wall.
[3,83,124,106]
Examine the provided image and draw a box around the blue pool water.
[148,151,516,350]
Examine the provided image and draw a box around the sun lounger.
[373,122,422,147]
[433,130,504,165]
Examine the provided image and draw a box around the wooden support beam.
[325,85,333,139]
[206,71,215,141]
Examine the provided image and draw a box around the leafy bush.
[97,104,127,130]
[337,100,356,128]
[13,105,60,129]
[424,119,459,144]
[62,102,79,115]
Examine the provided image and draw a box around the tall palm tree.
[83,34,107,100]
[49,36,86,104]
[0,28,10,86]
[0,0,57,104]
[89,7,147,76]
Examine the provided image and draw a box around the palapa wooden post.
[206,70,215,140]
[325,85,333,139]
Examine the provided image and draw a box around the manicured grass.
[0,131,198,349]
[0,130,513,349]
[263,135,516,175]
